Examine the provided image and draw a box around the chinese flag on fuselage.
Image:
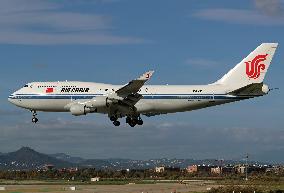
[46,88,54,93]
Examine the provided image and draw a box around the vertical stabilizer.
[215,43,278,89]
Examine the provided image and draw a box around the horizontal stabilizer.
[229,83,267,96]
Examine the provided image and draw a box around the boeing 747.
[8,43,278,127]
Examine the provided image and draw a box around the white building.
[155,166,165,173]
[91,177,100,182]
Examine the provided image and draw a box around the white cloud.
[0,31,146,45]
[0,0,58,13]
[193,8,284,25]
[0,0,147,45]
[254,0,284,16]
[0,12,111,31]
[0,116,283,161]
[0,108,26,116]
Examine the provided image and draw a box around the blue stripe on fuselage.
[9,94,251,100]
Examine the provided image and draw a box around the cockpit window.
[24,84,29,87]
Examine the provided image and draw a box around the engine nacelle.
[91,96,110,108]
[262,84,269,94]
[70,104,91,116]
[69,96,111,116]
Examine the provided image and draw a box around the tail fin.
[214,43,278,89]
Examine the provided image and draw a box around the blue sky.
[0,0,283,163]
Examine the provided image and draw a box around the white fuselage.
[8,81,249,116]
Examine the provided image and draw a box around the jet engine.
[69,96,112,116]
[262,84,269,94]
[70,104,91,116]
[90,96,111,108]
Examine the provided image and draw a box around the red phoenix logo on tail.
[245,54,268,79]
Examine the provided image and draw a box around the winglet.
[138,70,154,80]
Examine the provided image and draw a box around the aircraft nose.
[8,93,16,104]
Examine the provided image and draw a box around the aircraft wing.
[108,70,154,106]
[116,70,154,97]
[69,71,154,113]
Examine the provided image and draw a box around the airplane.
[8,43,278,127]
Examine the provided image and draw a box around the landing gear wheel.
[128,119,137,127]
[32,117,38,123]
[137,119,143,125]
[129,121,136,127]
[31,110,38,123]
[110,116,117,122]
[126,117,131,123]
[113,120,120,126]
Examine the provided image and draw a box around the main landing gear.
[110,115,120,127]
[31,110,38,123]
[126,116,143,127]
[110,115,144,127]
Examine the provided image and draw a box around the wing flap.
[122,93,143,106]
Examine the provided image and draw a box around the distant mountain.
[0,147,74,170]
[0,147,271,170]
[49,153,85,164]
[78,158,269,170]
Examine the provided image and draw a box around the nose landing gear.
[31,110,38,123]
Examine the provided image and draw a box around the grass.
[0,177,283,193]
[0,179,158,186]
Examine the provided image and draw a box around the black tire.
[126,117,131,123]
[113,121,120,126]
[132,119,137,125]
[110,116,117,122]
[32,117,38,123]
[137,119,143,125]
[129,120,136,127]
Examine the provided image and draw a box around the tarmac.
[0,181,217,193]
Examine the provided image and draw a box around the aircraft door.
[209,92,215,103]
[145,87,153,99]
